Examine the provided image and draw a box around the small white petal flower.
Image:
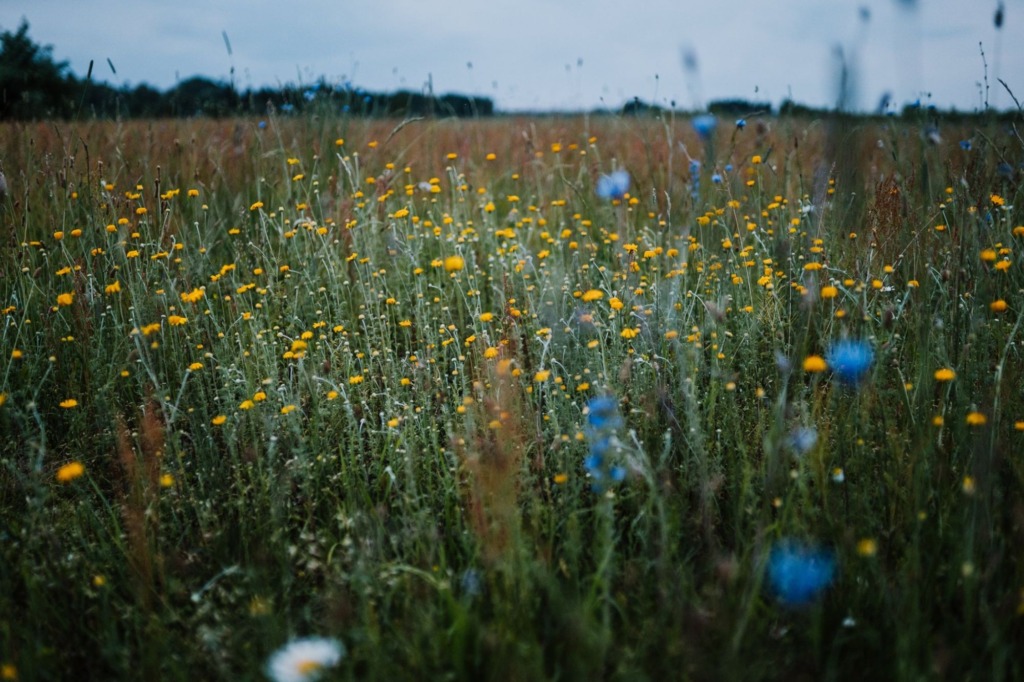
[265,637,344,682]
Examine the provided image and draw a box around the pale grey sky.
[5,0,1020,112]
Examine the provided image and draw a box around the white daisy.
[265,637,344,682]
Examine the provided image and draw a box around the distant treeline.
[0,20,493,120]
[2,20,1019,122]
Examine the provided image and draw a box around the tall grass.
[1,109,1022,680]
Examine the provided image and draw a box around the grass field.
[1,110,1023,680]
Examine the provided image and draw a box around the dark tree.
[0,19,74,119]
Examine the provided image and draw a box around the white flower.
[265,637,344,682]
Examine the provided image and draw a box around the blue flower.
[257,120,267,130]
[460,569,482,598]
[826,339,874,384]
[724,164,733,173]
[786,427,818,455]
[584,437,626,490]
[959,139,972,151]
[711,173,723,184]
[596,170,630,200]
[767,540,836,606]
[692,113,717,140]
[586,396,622,431]
[735,118,747,129]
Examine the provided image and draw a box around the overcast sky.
[6,0,1021,112]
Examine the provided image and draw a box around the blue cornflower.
[735,118,747,129]
[767,540,836,606]
[692,113,717,140]
[586,396,623,431]
[303,89,317,102]
[459,569,482,598]
[596,170,630,200]
[959,139,972,151]
[786,427,818,455]
[725,164,733,172]
[584,397,627,491]
[826,339,874,384]
[584,438,625,489]
[711,173,723,184]
[257,120,267,130]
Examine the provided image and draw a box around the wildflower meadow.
[1,109,1023,680]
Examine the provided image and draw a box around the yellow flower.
[167,315,188,326]
[965,412,987,426]
[280,405,297,415]
[609,297,624,311]
[188,362,203,371]
[105,281,122,295]
[856,538,878,557]
[553,473,569,485]
[180,288,205,303]
[803,355,827,372]
[821,285,838,298]
[56,461,85,483]
[60,398,78,409]
[250,201,264,211]
[211,415,227,425]
[159,474,174,488]
[933,368,956,382]
[581,289,604,302]
[349,375,365,385]
[620,327,640,339]
[253,391,267,402]
[990,194,1005,207]
[479,312,494,322]
[483,347,499,359]
[534,370,551,382]
[56,292,74,307]
[990,299,1008,313]
[444,255,465,272]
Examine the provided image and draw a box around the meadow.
[1,109,1022,680]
